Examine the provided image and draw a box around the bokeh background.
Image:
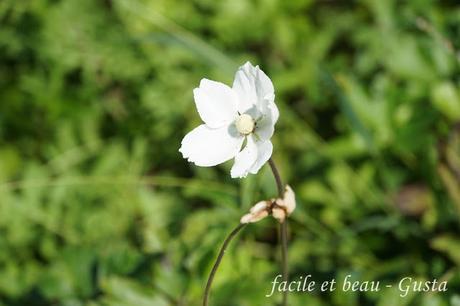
[1,0,460,305]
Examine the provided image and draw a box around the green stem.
[268,158,289,306]
[203,223,247,306]
[280,221,288,306]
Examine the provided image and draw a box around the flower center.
[235,114,255,135]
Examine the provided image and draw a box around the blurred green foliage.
[1,0,460,305]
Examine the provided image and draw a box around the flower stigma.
[235,113,255,135]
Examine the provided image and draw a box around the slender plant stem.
[280,221,288,306]
[268,159,284,197]
[203,223,247,306]
[268,158,289,306]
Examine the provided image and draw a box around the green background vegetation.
[1,0,460,305]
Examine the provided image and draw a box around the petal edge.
[180,124,243,167]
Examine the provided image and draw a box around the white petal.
[254,99,278,141]
[230,136,258,178]
[254,65,274,102]
[249,139,273,174]
[255,113,274,141]
[266,100,279,124]
[232,62,275,115]
[233,63,258,114]
[180,124,243,167]
[193,79,238,128]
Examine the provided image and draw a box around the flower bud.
[240,201,270,223]
[272,185,296,223]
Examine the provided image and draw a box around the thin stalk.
[268,158,289,306]
[268,159,283,197]
[203,223,247,306]
[280,221,288,306]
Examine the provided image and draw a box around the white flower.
[241,185,296,224]
[179,62,279,178]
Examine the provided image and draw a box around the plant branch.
[268,158,289,306]
[203,223,247,306]
[268,158,284,198]
[280,221,288,306]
